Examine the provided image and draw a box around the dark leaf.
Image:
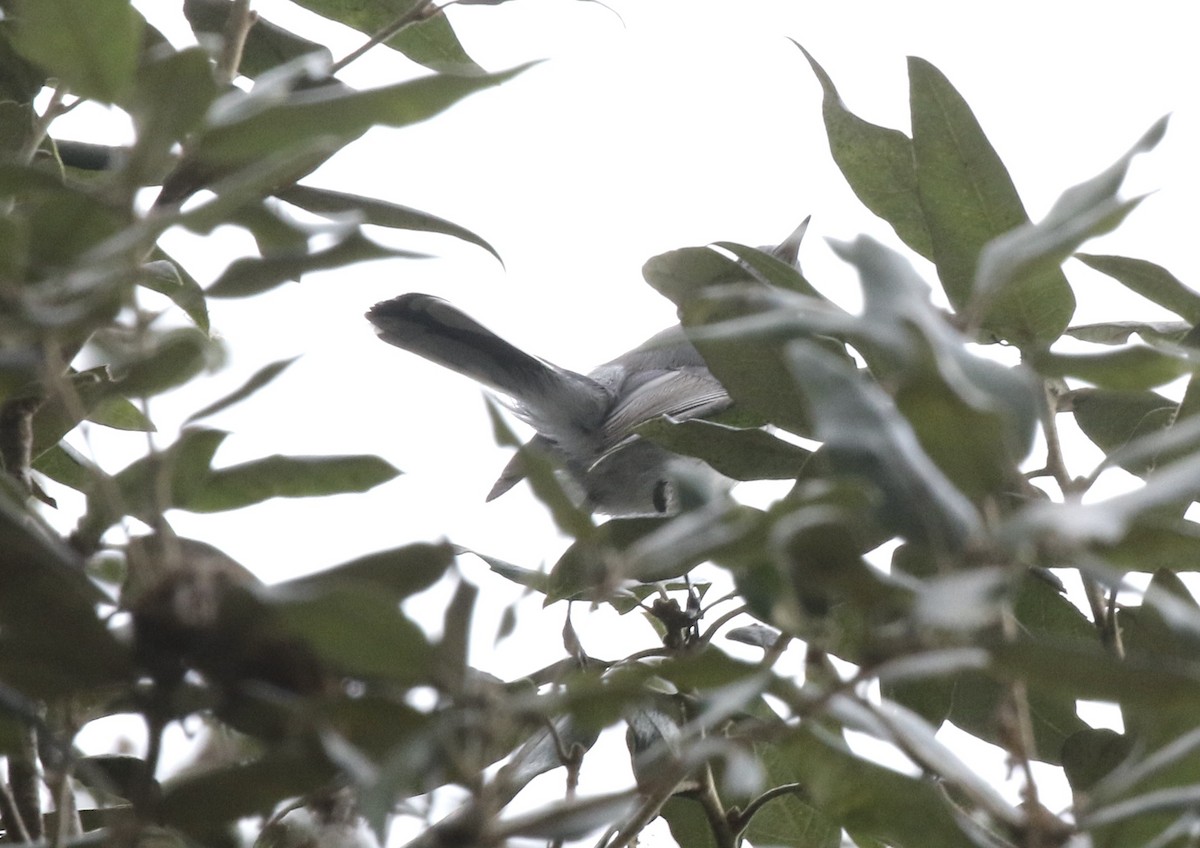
[276,183,501,263]
[181,454,400,512]
[637,417,811,481]
[1066,321,1191,346]
[1070,389,1178,477]
[185,356,300,424]
[140,254,210,332]
[1031,345,1196,391]
[279,541,455,600]
[183,0,331,79]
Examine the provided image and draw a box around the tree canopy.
[2,3,1199,848]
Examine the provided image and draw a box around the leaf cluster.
[3,5,1200,848]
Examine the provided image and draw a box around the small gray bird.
[366,225,806,516]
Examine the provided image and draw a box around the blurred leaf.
[1077,254,1200,324]
[31,367,155,459]
[159,750,335,834]
[276,183,501,263]
[185,357,299,423]
[637,417,811,481]
[0,481,131,696]
[796,44,932,259]
[8,0,143,103]
[1066,321,1191,346]
[787,340,983,551]
[1031,345,1196,391]
[182,454,400,512]
[1070,389,1177,477]
[471,549,550,593]
[225,199,310,255]
[183,0,331,79]
[32,442,98,492]
[713,238,825,299]
[109,327,219,398]
[124,47,219,190]
[1062,728,1135,797]
[206,230,422,298]
[908,57,1073,345]
[280,541,455,600]
[140,254,210,332]
[264,583,434,683]
[973,118,1166,333]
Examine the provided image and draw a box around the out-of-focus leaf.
[1066,321,1191,346]
[143,250,210,332]
[181,454,400,513]
[1062,728,1135,797]
[787,340,983,551]
[185,357,299,423]
[32,442,98,493]
[1070,389,1178,477]
[636,418,812,481]
[490,791,638,842]
[7,0,143,103]
[264,583,434,683]
[124,47,218,190]
[276,183,501,263]
[797,44,932,259]
[972,118,1166,333]
[725,624,783,649]
[1077,254,1200,324]
[225,199,311,255]
[206,230,422,298]
[470,549,550,593]
[761,725,967,847]
[1031,345,1196,391]
[280,541,455,600]
[183,0,331,79]
[158,750,335,834]
[104,327,221,398]
[713,238,824,299]
[546,517,665,602]
[0,482,131,697]
[31,367,154,459]
[908,57,1073,345]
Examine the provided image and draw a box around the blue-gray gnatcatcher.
[366,227,805,516]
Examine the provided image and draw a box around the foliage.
[1,2,1198,848]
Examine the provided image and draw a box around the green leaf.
[1066,321,1191,346]
[972,118,1166,333]
[189,63,530,168]
[280,541,455,601]
[796,43,933,259]
[1032,345,1196,391]
[8,0,143,103]
[264,583,434,683]
[787,340,983,551]
[636,418,811,481]
[31,367,155,459]
[908,56,1073,345]
[275,183,502,263]
[181,453,400,512]
[1070,389,1178,477]
[1077,254,1200,324]
[286,0,483,76]
[108,327,219,398]
[143,250,210,332]
[206,230,423,298]
[185,356,300,424]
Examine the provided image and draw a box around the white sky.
[56,0,1200,839]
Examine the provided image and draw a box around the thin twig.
[0,779,32,843]
[330,0,438,74]
[216,0,258,86]
[728,782,805,833]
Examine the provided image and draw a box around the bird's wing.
[600,368,731,446]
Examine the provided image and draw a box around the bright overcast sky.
[53,0,1199,831]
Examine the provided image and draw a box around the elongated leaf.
[797,44,932,259]
[181,453,399,513]
[280,542,455,600]
[1067,321,1191,346]
[908,57,1073,345]
[207,230,422,298]
[185,357,300,423]
[32,368,155,459]
[973,118,1166,329]
[1077,254,1200,324]
[140,253,210,332]
[1031,345,1196,391]
[1070,389,1178,477]
[636,418,811,481]
[8,0,142,103]
[276,184,501,263]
